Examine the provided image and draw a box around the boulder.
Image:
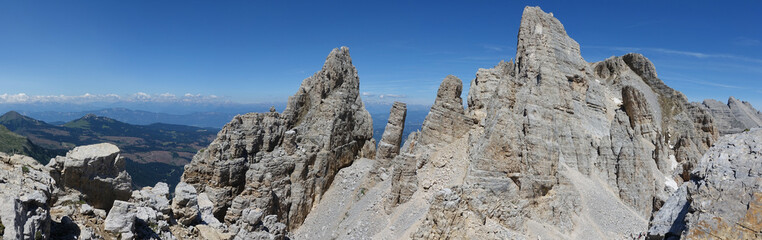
[47,143,132,211]
[172,182,200,226]
[681,129,762,239]
[104,200,137,239]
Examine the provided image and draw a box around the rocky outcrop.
[420,75,473,146]
[172,182,200,226]
[294,6,721,240]
[468,60,514,124]
[46,143,132,211]
[104,200,137,238]
[649,129,762,239]
[376,101,407,162]
[0,153,54,240]
[181,46,373,236]
[1,6,751,240]
[702,97,762,134]
[388,153,418,206]
[130,182,175,239]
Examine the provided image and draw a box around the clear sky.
[1,1,761,107]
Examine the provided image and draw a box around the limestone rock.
[104,200,137,239]
[647,184,689,239]
[376,101,407,162]
[702,97,762,135]
[681,129,762,239]
[181,46,373,236]
[388,153,418,206]
[172,182,200,226]
[46,143,132,210]
[413,188,467,239]
[468,60,515,124]
[290,7,720,239]
[129,182,176,239]
[420,75,473,147]
[359,138,376,159]
[291,6,719,239]
[0,153,54,240]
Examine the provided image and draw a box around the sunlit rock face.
[181,46,373,236]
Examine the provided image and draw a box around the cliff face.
[649,129,762,239]
[702,97,762,135]
[295,6,720,239]
[5,6,759,240]
[180,46,374,237]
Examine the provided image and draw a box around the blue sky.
[1,1,761,108]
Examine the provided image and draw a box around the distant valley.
[0,111,218,166]
[0,106,428,189]
[0,111,219,189]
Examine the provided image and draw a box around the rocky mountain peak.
[2,6,758,240]
[622,53,658,79]
[702,96,762,134]
[516,6,586,80]
[180,46,373,237]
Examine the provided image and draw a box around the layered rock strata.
[376,101,407,162]
[702,97,762,135]
[295,6,720,239]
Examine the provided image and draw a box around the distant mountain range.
[0,104,430,189]
[0,124,64,164]
[15,102,432,129]
[0,111,218,189]
[0,111,218,166]
[22,108,247,128]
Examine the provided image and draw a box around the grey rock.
[413,188,467,239]
[702,97,762,135]
[198,192,222,227]
[468,60,514,124]
[80,203,94,215]
[376,101,407,162]
[388,153,418,206]
[181,46,373,236]
[359,138,377,159]
[104,200,137,237]
[172,182,200,226]
[129,182,176,239]
[647,184,689,239]
[46,143,132,211]
[679,129,762,239]
[420,75,473,147]
[0,153,53,240]
[407,6,718,237]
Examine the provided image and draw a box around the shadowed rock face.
[181,46,373,232]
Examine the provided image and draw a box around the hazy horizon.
[1,1,761,107]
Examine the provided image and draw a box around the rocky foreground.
[2,6,762,240]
